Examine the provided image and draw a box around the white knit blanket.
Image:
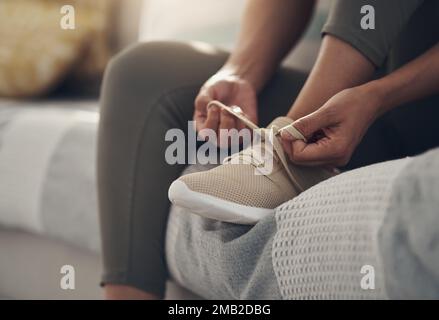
[273,157,411,299]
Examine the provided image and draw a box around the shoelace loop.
[206,100,306,141]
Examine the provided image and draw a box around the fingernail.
[209,106,218,112]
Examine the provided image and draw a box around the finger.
[237,120,247,131]
[292,108,333,140]
[206,104,221,127]
[194,90,212,116]
[199,106,220,141]
[195,86,217,129]
[235,109,249,131]
[219,108,236,130]
[281,139,293,160]
[193,111,207,132]
[229,108,253,144]
[280,125,306,142]
[289,139,340,166]
[218,109,236,147]
[280,129,295,141]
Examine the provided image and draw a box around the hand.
[194,70,258,147]
[281,85,382,167]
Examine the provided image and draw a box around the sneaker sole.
[168,180,274,225]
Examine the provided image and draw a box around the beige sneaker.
[168,101,337,224]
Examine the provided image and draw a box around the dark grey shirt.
[322,0,439,72]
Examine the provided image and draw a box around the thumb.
[291,108,332,140]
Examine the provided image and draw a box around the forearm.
[223,0,316,92]
[368,43,439,115]
[288,35,375,120]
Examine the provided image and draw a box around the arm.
[284,42,439,166]
[372,43,439,115]
[287,35,375,121]
[195,0,316,146]
[224,0,317,92]
[280,0,427,166]
[285,0,426,121]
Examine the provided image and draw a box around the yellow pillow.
[0,0,113,98]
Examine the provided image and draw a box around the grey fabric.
[379,148,439,299]
[41,121,99,252]
[166,164,281,300]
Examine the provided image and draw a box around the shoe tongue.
[267,117,294,130]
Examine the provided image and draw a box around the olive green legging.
[97,41,437,297]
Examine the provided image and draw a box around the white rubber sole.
[168,180,274,225]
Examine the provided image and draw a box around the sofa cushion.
[0,0,143,98]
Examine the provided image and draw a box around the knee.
[102,42,176,94]
[100,42,185,119]
[102,41,226,96]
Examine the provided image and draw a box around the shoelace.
[206,100,307,192]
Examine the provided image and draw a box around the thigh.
[100,41,229,129]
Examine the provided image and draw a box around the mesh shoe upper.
[178,163,299,208]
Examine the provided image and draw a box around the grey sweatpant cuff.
[100,273,166,297]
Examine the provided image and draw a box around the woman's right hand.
[194,69,258,148]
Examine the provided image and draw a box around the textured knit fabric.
[273,158,412,299]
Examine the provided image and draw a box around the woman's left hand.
[281,84,383,167]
